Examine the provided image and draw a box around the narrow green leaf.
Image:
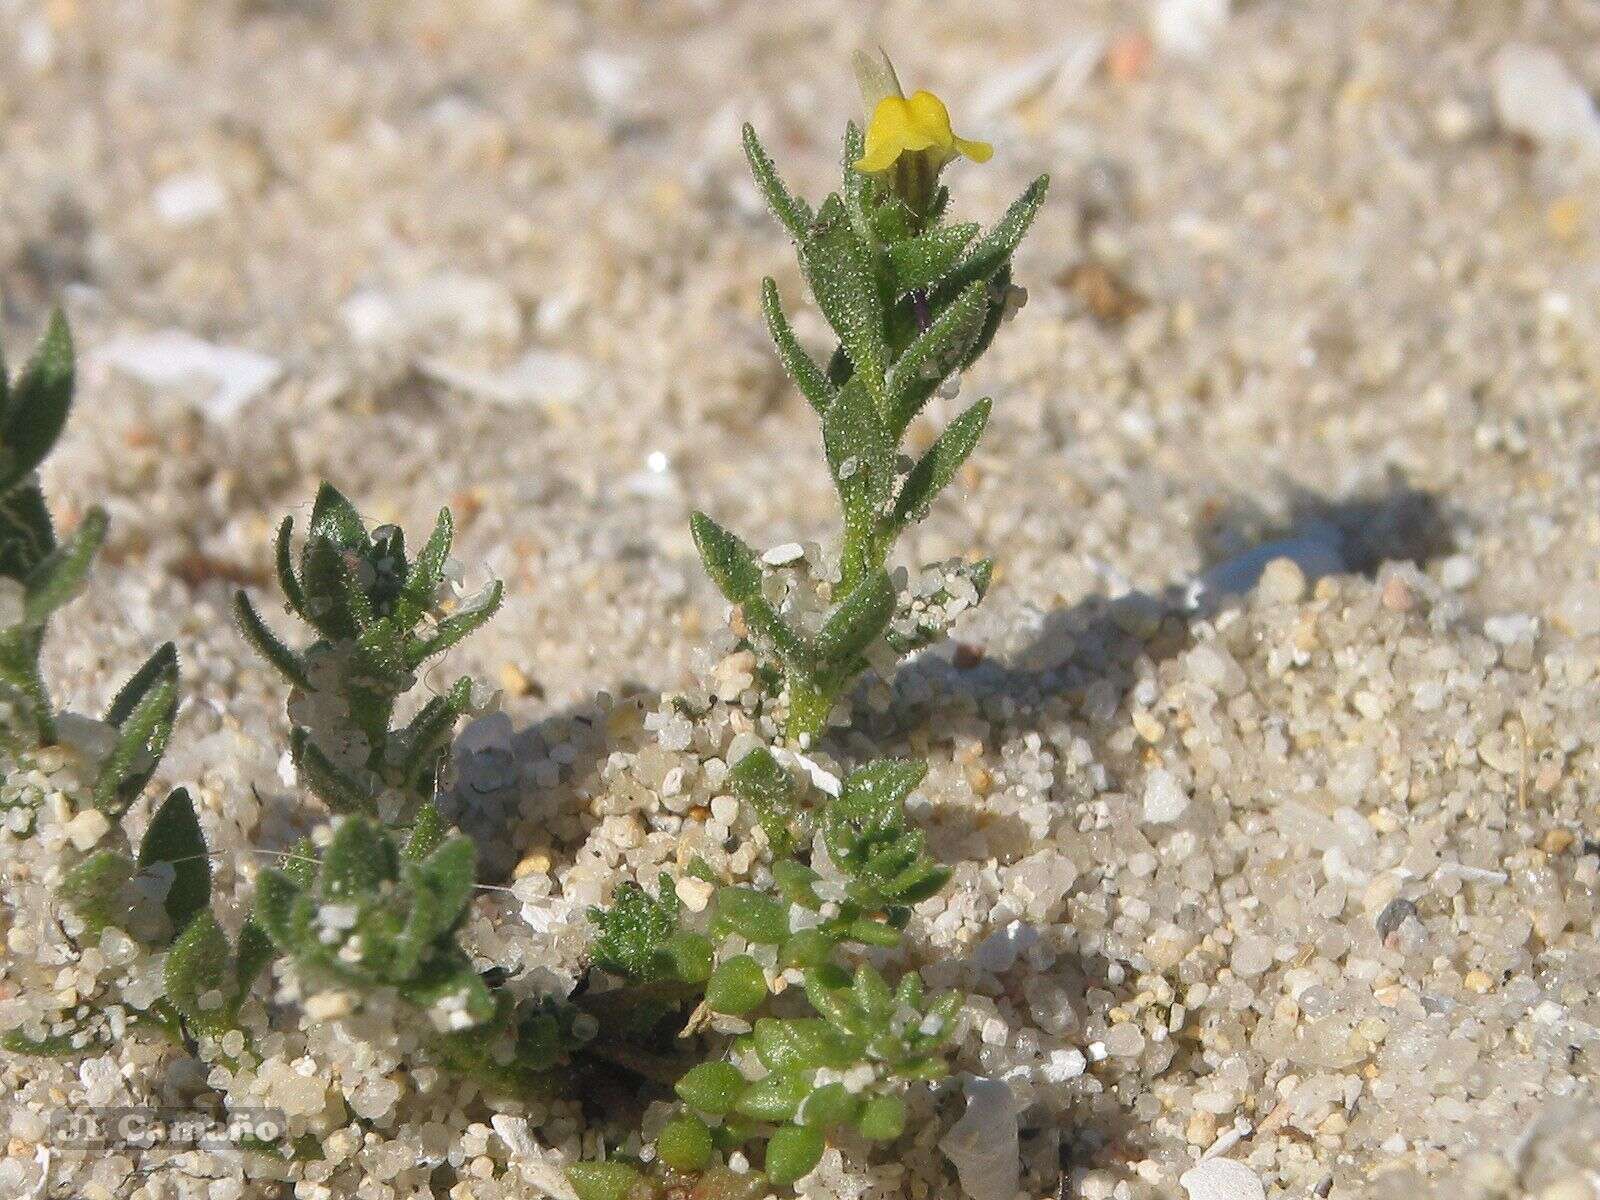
[273,516,309,621]
[138,788,211,936]
[0,310,73,491]
[403,799,449,862]
[290,730,376,815]
[814,571,894,666]
[21,506,105,626]
[232,590,311,690]
[93,673,177,813]
[742,123,813,240]
[319,817,397,901]
[104,642,178,728]
[885,281,988,435]
[397,835,476,957]
[939,175,1050,297]
[800,195,886,400]
[890,397,991,529]
[233,919,275,1005]
[299,535,363,640]
[404,579,502,668]
[396,507,452,628]
[689,511,763,603]
[889,222,980,296]
[760,279,836,415]
[253,868,303,949]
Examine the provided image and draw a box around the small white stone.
[66,809,111,851]
[100,330,283,421]
[762,543,804,566]
[675,876,714,913]
[304,991,354,1021]
[152,171,227,226]
[1179,1158,1266,1200]
[1491,44,1600,156]
[1483,613,1538,645]
[1143,768,1190,824]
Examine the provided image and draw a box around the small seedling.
[233,484,502,819]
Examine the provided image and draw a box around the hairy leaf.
[138,788,211,936]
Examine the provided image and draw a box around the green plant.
[233,484,502,819]
[254,813,494,1026]
[691,52,1047,742]
[0,315,180,792]
[571,751,961,1197]
[8,787,271,1054]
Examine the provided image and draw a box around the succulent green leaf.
[705,954,768,1015]
[760,278,835,415]
[742,123,813,240]
[675,1060,747,1116]
[799,1080,861,1129]
[856,1094,907,1141]
[662,930,714,985]
[233,918,275,1004]
[714,886,789,945]
[891,397,991,529]
[752,1017,861,1073]
[765,1124,825,1186]
[733,1070,809,1122]
[138,788,212,936]
[657,1113,715,1173]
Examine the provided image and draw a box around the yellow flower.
[854,90,993,176]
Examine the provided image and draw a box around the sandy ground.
[2,1,1600,1198]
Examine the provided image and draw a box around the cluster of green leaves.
[691,122,1046,741]
[570,752,960,1198]
[253,811,492,1024]
[233,483,502,818]
[16,787,272,1054]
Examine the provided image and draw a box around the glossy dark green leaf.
[0,311,74,492]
